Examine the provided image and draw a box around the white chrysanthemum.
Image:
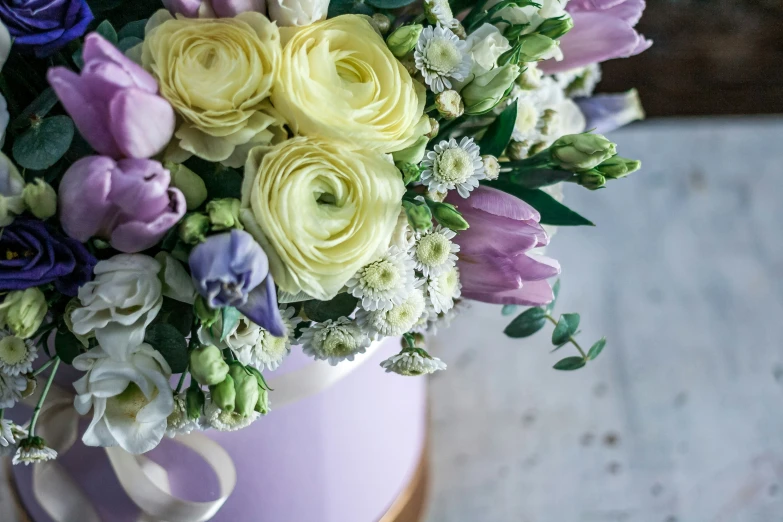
[414,25,471,94]
[166,395,201,438]
[0,418,26,451]
[554,64,602,98]
[408,226,459,277]
[425,266,462,314]
[380,350,447,376]
[204,397,259,432]
[0,332,37,376]
[356,288,427,338]
[300,317,371,366]
[421,137,484,197]
[0,372,26,408]
[347,247,417,312]
[234,307,301,371]
[13,438,57,465]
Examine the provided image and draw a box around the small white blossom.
[300,317,371,366]
[204,397,259,432]
[166,395,201,438]
[380,350,447,376]
[0,332,38,376]
[425,266,462,314]
[13,438,58,465]
[0,418,26,456]
[356,289,427,338]
[421,137,484,197]
[0,372,26,408]
[414,25,471,94]
[408,226,459,277]
[554,64,603,98]
[347,247,417,312]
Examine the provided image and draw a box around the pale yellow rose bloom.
[141,10,284,167]
[241,137,405,300]
[272,15,428,154]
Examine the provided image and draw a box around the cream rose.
[240,137,405,300]
[271,15,428,154]
[141,10,285,167]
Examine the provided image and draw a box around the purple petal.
[212,0,266,17]
[455,211,546,258]
[109,89,176,159]
[110,188,186,253]
[58,156,116,242]
[82,33,158,93]
[238,276,285,337]
[448,185,540,222]
[464,279,555,306]
[576,89,645,134]
[458,254,523,295]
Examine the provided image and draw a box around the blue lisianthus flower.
[0,0,93,58]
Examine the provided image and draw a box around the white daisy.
[233,307,301,371]
[421,137,485,197]
[414,25,472,94]
[347,247,417,312]
[166,395,201,438]
[554,64,603,98]
[408,226,459,277]
[0,372,27,408]
[356,288,427,338]
[13,437,57,465]
[380,349,447,376]
[0,418,27,457]
[300,317,371,366]
[0,332,38,376]
[204,397,259,432]
[425,266,462,314]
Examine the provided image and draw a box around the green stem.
[32,357,58,377]
[175,367,189,395]
[29,357,60,438]
[545,315,587,359]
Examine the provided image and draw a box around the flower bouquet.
[0,0,649,519]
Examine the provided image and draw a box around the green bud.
[482,155,500,181]
[165,162,207,211]
[402,199,432,232]
[194,296,220,329]
[255,386,270,415]
[0,288,47,339]
[392,135,428,165]
[397,162,422,185]
[435,90,464,120]
[185,385,205,420]
[190,345,230,386]
[179,212,210,244]
[371,13,391,35]
[22,179,57,220]
[206,198,242,231]
[517,34,557,62]
[386,24,422,58]
[594,156,642,179]
[577,170,606,190]
[550,133,617,172]
[229,364,259,418]
[210,375,236,412]
[428,201,469,231]
[503,24,527,42]
[537,16,574,40]
[462,64,520,115]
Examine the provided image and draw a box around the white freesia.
[267,0,329,27]
[155,252,196,304]
[464,24,511,76]
[71,255,163,360]
[73,345,174,455]
[0,152,25,227]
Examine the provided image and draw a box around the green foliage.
[13,116,75,171]
[504,307,546,338]
[327,0,374,18]
[118,19,147,40]
[587,338,607,360]
[95,20,118,44]
[553,356,586,371]
[501,304,518,316]
[145,323,189,373]
[366,0,417,8]
[186,157,243,200]
[118,37,143,53]
[303,294,359,323]
[221,306,242,342]
[478,100,517,158]
[505,168,574,189]
[489,181,594,226]
[9,88,59,133]
[551,313,580,346]
[157,298,194,337]
[546,279,560,313]
[54,329,83,365]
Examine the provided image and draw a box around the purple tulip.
[0,0,93,57]
[541,0,652,74]
[59,156,186,253]
[0,216,96,296]
[576,89,645,134]
[445,186,560,306]
[189,230,284,336]
[47,33,175,160]
[163,0,266,17]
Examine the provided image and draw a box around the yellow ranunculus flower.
[141,10,284,167]
[240,137,405,300]
[272,15,428,154]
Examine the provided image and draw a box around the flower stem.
[175,367,189,395]
[545,315,587,360]
[29,356,60,438]
[32,357,58,377]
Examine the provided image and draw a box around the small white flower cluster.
[380,349,447,376]
[421,137,485,198]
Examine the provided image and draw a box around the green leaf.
[327,0,374,17]
[303,293,359,323]
[55,329,83,365]
[489,181,594,226]
[157,297,194,337]
[186,158,243,199]
[366,0,416,8]
[478,100,517,158]
[505,168,574,189]
[504,307,546,338]
[96,20,118,44]
[145,323,188,373]
[501,304,518,316]
[551,313,580,346]
[117,36,143,53]
[118,19,148,40]
[587,338,607,360]
[546,279,560,313]
[13,116,74,170]
[553,356,586,371]
[10,88,59,132]
[221,306,241,342]
[72,45,84,69]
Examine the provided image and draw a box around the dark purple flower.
[0,0,94,58]
[0,216,96,296]
[576,89,645,134]
[189,230,284,336]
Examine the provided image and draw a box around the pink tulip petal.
[456,211,546,257]
[464,279,555,306]
[58,156,116,242]
[110,188,186,253]
[448,185,540,222]
[109,89,176,159]
[511,253,561,281]
[212,0,266,17]
[458,254,523,294]
[82,34,159,93]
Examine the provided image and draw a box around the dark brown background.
[598,0,783,116]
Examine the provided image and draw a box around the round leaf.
[553,356,586,371]
[55,329,83,365]
[504,307,546,338]
[587,338,607,360]
[145,323,189,373]
[551,313,580,346]
[13,116,75,170]
[304,294,359,323]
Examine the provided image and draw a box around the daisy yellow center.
[385,294,423,328]
[106,383,154,421]
[426,39,462,74]
[437,268,459,293]
[416,233,451,267]
[362,260,401,291]
[437,148,474,183]
[261,331,288,359]
[322,328,359,357]
[0,337,28,365]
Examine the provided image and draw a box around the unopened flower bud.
[426,117,439,139]
[0,288,47,339]
[210,375,236,412]
[435,90,464,120]
[402,199,433,232]
[206,198,242,231]
[179,212,210,244]
[594,156,641,179]
[426,190,447,202]
[64,297,92,347]
[451,22,466,40]
[255,386,270,415]
[185,385,205,420]
[22,179,57,220]
[190,345,229,386]
[577,170,606,190]
[516,65,542,90]
[537,16,574,40]
[392,135,428,165]
[194,296,220,329]
[503,24,527,41]
[462,64,520,115]
[517,34,558,62]
[551,133,617,172]
[397,162,421,185]
[429,201,469,231]
[165,161,207,211]
[229,364,259,418]
[22,375,37,398]
[424,0,454,27]
[506,140,530,161]
[371,13,391,35]
[386,24,422,58]
[482,155,500,181]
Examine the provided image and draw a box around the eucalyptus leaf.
[366,0,416,8]
[504,307,546,338]
[553,356,586,371]
[118,19,148,40]
[221,306,242,342]
[55,329,83,365]
[96,20,118,44]
[157,297,194,337]
[587,338,607,360]
[328,0,374,17]
[145,323,189,373]
[546,279,560,313]
[488,181,594,226]
[505,168,574,189]
[304,294,359,323]
[551,313,580,346]
[117,36,143,53]
[501,304,518,316]
[10,88,59,132]
[186,158,243,199]
[478,100,517,158]
[12,116,74,171]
